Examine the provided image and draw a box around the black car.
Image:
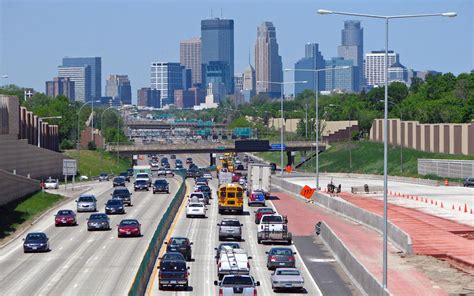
[186,157,193,164]
[119,172,130,182]
[87,213,110,231]
[105,199,125,214]
[170,154,176,159]
[112,188,132,206]
[186,168,199,179]
[175,162,183,169]
[158,260,189,290]
[127,168,134,176]
[165,237,193,261]
[153,179,170,194]
[236,164,244,170]
[113,176,126,187]
[160,252,185,262]
[23,232,50,253]
[134,179,149,191]
[196,185,212,200]
[161,157,169,167]
[463,177,474,187]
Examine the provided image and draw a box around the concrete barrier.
[272,176,413,254]
[0,168,40,206]
[320,222,391,296]
[351,185,384,194]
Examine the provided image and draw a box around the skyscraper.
[180,37,202,86]
[338,21,363,91]
[58,66,91,102]
[294,43,325,96]
[45,77,75,100]
[105,75,132,105]
[150,62,185,106]
[201,18,234,94]
[364,50,399,87]
[325,57,358,92]
[255,21,283,98]
[62,57,101,100]
[137,88,160,108]
[203,61,231,103]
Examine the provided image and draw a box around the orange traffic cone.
[425,198,428,203]
[464,204,468,213]
[452,204,455,210]
[435,201,438,206]
[431,200,433,204]
[459,205,462,211]
[441,202,444,208]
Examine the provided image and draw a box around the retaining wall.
[320,222,391,296]
[128,173,186,296]
[0,169,40,206]
[272,176,413,254]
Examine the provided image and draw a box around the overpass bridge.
[107,141,325,166]
[125,120,226,130]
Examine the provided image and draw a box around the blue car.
[248,190,266,206]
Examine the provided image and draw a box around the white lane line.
[73,283,78,288]
[269,200,323,296]
[308,258,337,263]
[102,245,106,249]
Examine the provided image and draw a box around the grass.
[257,140,474,180]
[0,191,64,239]
[64,149,132,177]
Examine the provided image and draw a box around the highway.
[0,167,181,295]
[147,154,323,296]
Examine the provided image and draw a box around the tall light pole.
[77,100,100,172]
[100,106,117,168]
[379,99,404,172]
[37,116,62,148]
[285,66,350,190]
[257,80,307,176]
[318,8,456,288]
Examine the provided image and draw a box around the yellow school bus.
[218,183,244,214]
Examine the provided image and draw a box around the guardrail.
[128,171,186,296]
[418,159,474,179]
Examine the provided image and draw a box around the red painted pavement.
[339,192,474,269]
[271,192,447,296]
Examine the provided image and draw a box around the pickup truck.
[217,248,252,280]
[257,214,292,245]
[214,275,260,296]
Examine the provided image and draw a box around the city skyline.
[0,0,471,103]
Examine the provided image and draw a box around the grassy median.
[0,191,64,239]
[257,140,474,180]
[64,149,131,178]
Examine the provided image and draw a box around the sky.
[0,0,472,102]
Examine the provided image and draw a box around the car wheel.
[219,236,223,241]
[237,236,242,241]
[287,239,292,245]
[257,239,262,244]
[159,284,164,290]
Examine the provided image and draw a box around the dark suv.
[105,199,125,214]
[158,260,189,290]
[463,177,474,187]
[153,179,170,194]
[111,188,132,206]
[119,171,130,182]
[134,179,149,191]
[165,237,193,261]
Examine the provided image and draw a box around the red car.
[117,219,141,237]
[54,209,77,226]
[232,173,241,183]
[254,207,276,224]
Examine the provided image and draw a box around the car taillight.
[254,288,257,296]
[158,272,162,280]
[219,288,223,296]
[270,256,277,262]
[218,262,221,268]
[289,256,295,261]
[247,262,250,269]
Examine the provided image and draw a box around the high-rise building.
[201,18,234,94]
[388,61,409,84]
[105,75,132,105]
[294,43,325,96]
[62,57,101,100]
[325,57,358,92]
[364,50,399,87]
[234,74,244,93]
[242,62,256,102]
[338,21,363,91]
[137,87,160,108]
[203,61,231,103]
[150,62,186,106]
[180,37,202,86]
[58,66,91,102]
[45,77,75,100]
[255,21,283,98]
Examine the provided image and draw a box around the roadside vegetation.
[64,149,131,178]
[257,140,474,180]
[0,191,64,240]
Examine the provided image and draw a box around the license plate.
[32,247,37,250]
[126,232,131,235]
[170,248,176,251]
[170,281,176,284]
[285,284,292,287]
[279,262,285,265]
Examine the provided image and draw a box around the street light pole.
[318,8,456,288]
[257,80,307,176]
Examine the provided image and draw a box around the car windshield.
[155,180,168,185]
[198,186,210,191]
[222,276,253,286]
[26,233,46,241]
[57,210,73,215]
[190,193,203,198]
[258,208,274,213]
[79,196,95,202]
[113,189,130,196]
[163,253,184,260]
[271,248,292,255]
[137,174,148,179]
[277,270,300,276]
[188,203,203,208]
[136,180,147,185]
[120,220,138,226]
[221,220,240,226]
[219,243,240,250]
[100,173,107,177]
[107,199,122,205]
[46,178,56,182]
[114,177,123,182]
[170,238,188,245]
[160,261,186,271]
[90,214,107,220]
[262,216,283,223]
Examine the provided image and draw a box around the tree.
[228,116,252,129]
[409,77,423,93]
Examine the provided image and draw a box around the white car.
[44,178,59,189]
[270,268,305,292]
[186,202,206,218]
[203,172,213,179]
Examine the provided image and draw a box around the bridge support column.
[286,151,294,167]
[210,153,216,166]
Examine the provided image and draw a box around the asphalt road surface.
[147,154,324,296]
[0,167,181,296]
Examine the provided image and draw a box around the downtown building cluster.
[42,18,440,108]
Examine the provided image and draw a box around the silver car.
[218,219,243,241]
[76,194,97,212]
[270,268,304,292]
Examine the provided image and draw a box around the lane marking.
[308,258,337,263]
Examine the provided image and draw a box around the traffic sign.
[300,185,315,199]
[63,159,77,176]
